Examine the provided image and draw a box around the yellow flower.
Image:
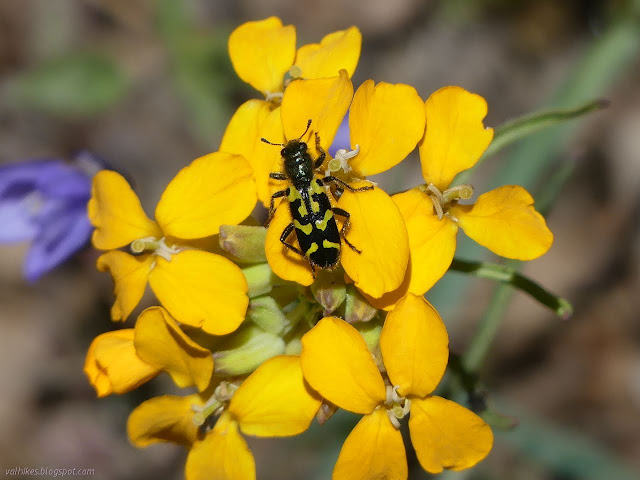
[300,294,493,478]
[84,329,160,398]
[374,86,553,308]
[264,72,424,299]
[127,355,321,480]
[221,17,361,205]
[84,307,214,397]
[88,152,256,334]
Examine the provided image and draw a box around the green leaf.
[8,52,128,116]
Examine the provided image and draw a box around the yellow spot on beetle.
[306,243,319,256]
[294,219,313,235]
[323,240,340,250]
[316,209,333,231]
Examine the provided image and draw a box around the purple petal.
[0,159,91,202]
[0,199,39,242]
[23,203,93,282]
[329,112,351,157]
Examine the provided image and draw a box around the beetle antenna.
[261,138,284,147]
[298,119,312,140]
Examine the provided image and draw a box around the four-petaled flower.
[84,306,214,397]
[301,293,493,479]
[263,71,426,300]
[221,17,362,205]
[89,151,256,334]
[375,86,554,308]
[127,355,321,480]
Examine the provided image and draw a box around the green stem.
[449,258,573,319]
[454,99,607,185]
[462,277,514,372]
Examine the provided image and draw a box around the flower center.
[419,183,474,221]
[384,385,411,429]
[265,66,304,104]
[191,381,239,428]
[130,236,180,261]
[23,190,45,216]
[326,145,360,176]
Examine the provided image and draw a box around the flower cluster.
[84,17,553,480]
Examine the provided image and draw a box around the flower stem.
[454,257,573,373]
[450,258,573,319]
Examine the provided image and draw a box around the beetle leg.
[266,188,289,226]
[332,207,362,254]
[280,222,304,256]
[322,176,374,193]
[269,172,288,181]
[313,132,326,169]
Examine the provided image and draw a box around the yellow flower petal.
[128,394,203,447]
[84,329,160,397]
[409,396,493,473]
[393,189,458,294]
[338,183,410,298]
[348,81,425,176]
[280,71,353,151]
[380,294,449,398]
[155,152,256,239]
[148,250,248,335]
[265,204,314,286]
[228,17,295,96]
[229,355,321,437]
[134,307,214,392]
[185,411,255,480]
[300,317,385,415]
[450,185,553,260]
[220,99,284,205]
[97,251,154,322]
[88,170,161,250]
[333,409,407,480]
[294,27,361,80]
[419,86,494,191]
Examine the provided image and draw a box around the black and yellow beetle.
[262,120,372,276]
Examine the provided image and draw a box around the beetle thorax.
[282,140,313,186]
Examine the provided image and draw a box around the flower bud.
[344,284,378,323]
[247,296,287,335]
[242,263,279,298]
[311,271,347,315]
[213,325,284,376]
[219,225,267,264]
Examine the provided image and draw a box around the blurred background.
[1,0,639,479]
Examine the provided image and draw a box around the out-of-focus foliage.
[6,52,129,117]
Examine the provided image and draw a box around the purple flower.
[329,112,350,157]
[0,153,101,282]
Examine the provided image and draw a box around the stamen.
[387,409,401,429]
[384,385,411,430]
[153,237,180,261]
[391,385,404,404]
[191,381,239,427]
[265,91,284,102]
[327,144,360,175]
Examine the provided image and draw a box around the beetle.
[262,119,373,276]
